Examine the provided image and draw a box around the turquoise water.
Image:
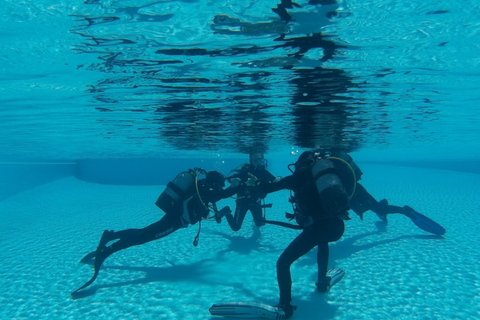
[1,0,479,160]
[1,1,480,319]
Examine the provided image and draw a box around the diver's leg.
[316,242,329,291]
[96,214,182,279]
[316,219,345,291]
[224,200,248,231]
[250,201,266,228]
[349,183,379,218]
[108,213,182,253]
[277,230,318,305]
[350,183,403,220]
[73,214,182,294]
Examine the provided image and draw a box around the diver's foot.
[275,303,295,319]
[79,230,114,265]
[316,276,332,293]
[98,229,115,248]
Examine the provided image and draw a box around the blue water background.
[1,1,480,319]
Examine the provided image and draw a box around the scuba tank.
[311,159,350,220]
[268,151,360,230]
[155,170,196,213]
[155,168,218,247]
[327,152,362,199]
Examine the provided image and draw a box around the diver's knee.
[231,224,241,232]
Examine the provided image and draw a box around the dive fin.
[72,246,112,295]
[72,230,114,295]
[317,268,345,293]
[209,301,295,319]
[71,268,99,295]
[79,251,96,264]
[327,268,346,288]
[402,206,446,236]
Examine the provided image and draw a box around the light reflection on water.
[0,0,479,160]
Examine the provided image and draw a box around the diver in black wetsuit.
[256,150,349,319]
[72,170,240,295]
[220,153,276,231]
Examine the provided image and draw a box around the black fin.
[71,268,99,295]
[72,230,114,294]
[79,251,96,264]
[403,206,446,236]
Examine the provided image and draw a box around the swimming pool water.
[1,0,479,160]
[1,1,479,319]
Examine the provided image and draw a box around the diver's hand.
[246,173,258,187]
[229,177,241,187]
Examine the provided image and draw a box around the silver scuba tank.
[156,171,196,213]
[311,159,349,219]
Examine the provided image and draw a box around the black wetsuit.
[349,182,405,218]
[258,166,345,305]
[224,164,276,231]
[103,179,238,256]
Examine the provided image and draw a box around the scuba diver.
[241,149,445,318]
[218,153,277,231]
[72,169,240,295]
[254,150,350,319]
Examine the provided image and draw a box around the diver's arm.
[200,182,241,204]
[260,169,277,182]
[257,174,294,194]
[217,184,241,200]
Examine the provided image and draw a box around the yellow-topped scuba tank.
[155,170,197,213]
